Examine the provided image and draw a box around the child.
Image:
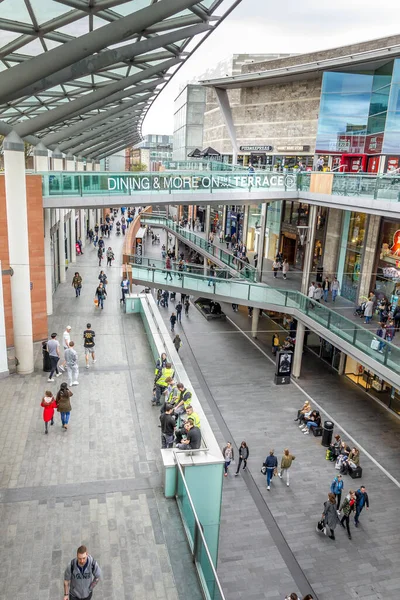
[41,390,57,434]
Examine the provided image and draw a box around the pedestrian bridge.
[129,262,400,390]
[40,170,400,216]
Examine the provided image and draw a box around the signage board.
[274,350,293,385]
[276,145,310,153]
[240,145,273,152]
[106,173,297,193]
[135,236,143,265]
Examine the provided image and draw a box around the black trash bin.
[321,420,334,447]
[42,341,51,372]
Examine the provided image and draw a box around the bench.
[312,426,323,437]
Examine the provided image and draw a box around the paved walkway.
[0,227,202,600]
[140,230,400,600]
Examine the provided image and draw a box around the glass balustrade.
[140,215,258,282]
[130,262,400,379]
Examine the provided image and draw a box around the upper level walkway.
[39,170,400,216]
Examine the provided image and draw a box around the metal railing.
[173,450,226,600]
[132,263,400,381]
[140,214,257,282]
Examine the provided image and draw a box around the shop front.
[337,211,367,303]
[304,330,343,371]
[372,217,400,305]
[280,202,327,270]
[345,356,400,415]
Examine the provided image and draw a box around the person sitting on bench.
[294,400,311,422]
[341,447,360,474]
[301,410,321,435]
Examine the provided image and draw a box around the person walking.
[65,341,79,386]
[364,299,374,324]
[170,312,177,332]
[46,333,62,382]
[272,259,280,279]
[322,492,339,540]
[98,270,107,289]
[83,323,96,368]
[176,301,183,323]
[330,474,344,509]
[263,449,278,490]
[56,382,73,430]
[282,259,289,280]
[354,486,369,527]
[279,448,295,487]
[64,545,101,600]
[106,246,114,267]
[313,283,323,303]
[41,390,56,434]
[97,246,103,267]
[59,325,72,372]
[331,277,340,302]
[322,277,330,302]
[173,334,182,353]
[165,256,173,281]
[95,282,107,309]
[235,441,249,476]
[339,490,356,540]
[72,272,82,297]
[272,333,280,356]
[120,277,130,304]
[222,442,234,477]
[162,289,169,308]
[184,298,190,316]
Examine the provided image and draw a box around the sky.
[142,0,400,135]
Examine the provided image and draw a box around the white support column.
[3,131,34,374]
[292,321,305,378]
[0,261,9,376]
[88,209,94,232]
[33,142,49,171]
[242,205,249,245]
[301,204,318,296]
[256,202,268,283]
[94,161,101,172]
[52,149,63,171]
[214,87,239,166]
[86,161,93,171]
[205,205,211,239]
[65,156,76,263]
[43,209,53,316]
[58,209,66,283]
[338,351,346,376]
[251,308,260,339]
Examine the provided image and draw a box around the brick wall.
[0,174,47,347]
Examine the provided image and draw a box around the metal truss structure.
[0,0,241,160]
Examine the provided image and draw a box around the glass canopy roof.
[0,0,241,159]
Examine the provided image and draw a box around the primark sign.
[107,173,297,192]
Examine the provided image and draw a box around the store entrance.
[281,235,296,263]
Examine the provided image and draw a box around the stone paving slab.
[0,228,202,600]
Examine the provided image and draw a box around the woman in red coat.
[41,390,57,434]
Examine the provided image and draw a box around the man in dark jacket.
[264,449,278,491]
[160,404,175,448]
[354,486,369,527]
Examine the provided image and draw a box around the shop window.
[374,218,400,303]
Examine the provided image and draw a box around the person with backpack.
[330,474,344,509]
[56,382,73,430]
[339,490,356,539]
[40,390,56,434]
[64,545,101,600]
[235,441,249,476]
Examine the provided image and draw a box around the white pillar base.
[251,308,260,338]
[292,322,305,378]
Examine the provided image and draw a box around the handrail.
[173,449,226,600]
[140,214,257,281]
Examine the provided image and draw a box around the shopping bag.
[94,298,99,306]
[260,465,267,475]
[316,520,326,535]
[370,338,380,350]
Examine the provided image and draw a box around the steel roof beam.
[90,134,139,159]
[41,93,153,147]
[70,119,139,155]
[59,112,141,151]
[14,55,178,136]
[0,0,201,104]
[9,22,209,102]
